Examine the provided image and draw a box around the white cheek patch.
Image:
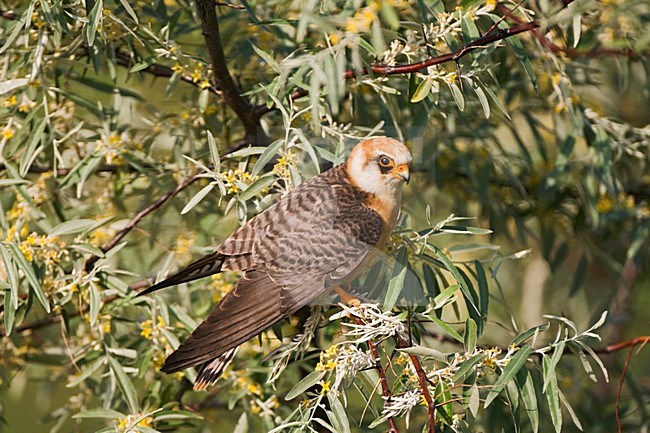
[347,153,401,200]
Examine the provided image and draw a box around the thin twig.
[616,344,635,433]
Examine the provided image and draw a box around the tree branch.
[352,317,399,433]
[257,20,538,116]
[393,335,436,433]
[495,3,644,59]
[194,0,267,145]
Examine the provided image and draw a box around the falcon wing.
[162,174,385,373]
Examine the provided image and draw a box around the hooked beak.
[392,164,410,184]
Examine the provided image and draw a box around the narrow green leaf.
[464,318,477,352]
[484,345,532,407]
[474,260,489,321]
[572,14,581,48]
[50,219,98,237]
[0,1,35,54]
[432,284,459,309]
[543,355,562,432]
[397,346,446,361]
[543,340,565,392]
[166,71,181,97]
[129,55,161,73]
[411,79,431,103]
[328,394,351,433]
[0,179,29,187]
[4,289,15,336]
[252,140,283,177]
[89,281,100,326]
[435,381,453,424]
[118,0,138,23]
[181,183,214,215]
[285,371,325,400]
[251,45,280,72]
[430,246,479,316]
[239,175,276,202]
[86,0,103,46]
[107,355,139,413]
[73,409,124,419]
[483,85,510,119]
[496,18,537,91]
[559,389,583,431]
[510,322,550,347]
[154,410,203,421]
[8,243,49,312]
[383,246,408,310]
[519,369,539,433]
[19,118,47,177]
[473,83,490,118]
[59,153,103,192]
[0,243,19,311]
[67,356,105,388]
[453,353,484,382]
[469,385,480,417]
[0,78,29,96]
[207,130,220,173]
[233,412,248,433]
[449,82,465,111]
[427,315,463,343]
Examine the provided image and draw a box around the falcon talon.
[139,137,411,389]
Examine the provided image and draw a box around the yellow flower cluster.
[319,380,331,394]
[1,125,14,140]
[1,95,17,107]
[116,414,153,431]
[174,233,196,263]
[315,344,339,372]
[18,232,67,264]
[172,61,212,90]
[221,168,258,194]
[232,373,264,397]
[2,95,35,112]
[272,151,297,180]
[140,315,167,340]
[88,226,116,247]
[250,395,280,415]
[596,193,635,214]
[345,3,378,34]
[210,274,236,303]
[95,133,126,165]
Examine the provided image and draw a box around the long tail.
[193,347,239,390]
[137,251,225,297]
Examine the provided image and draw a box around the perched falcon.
[138,137,412,389]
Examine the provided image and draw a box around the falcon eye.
[378,156,393,167]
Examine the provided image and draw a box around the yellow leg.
[334,286,361,307]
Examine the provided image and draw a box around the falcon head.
[347,137,412,199]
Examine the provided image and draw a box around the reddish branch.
[495,3,642,58]
[352,317,400,433]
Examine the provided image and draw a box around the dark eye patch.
[378,155,393,173]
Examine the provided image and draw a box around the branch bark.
[352,317,400,433]
[194,0,267,145]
